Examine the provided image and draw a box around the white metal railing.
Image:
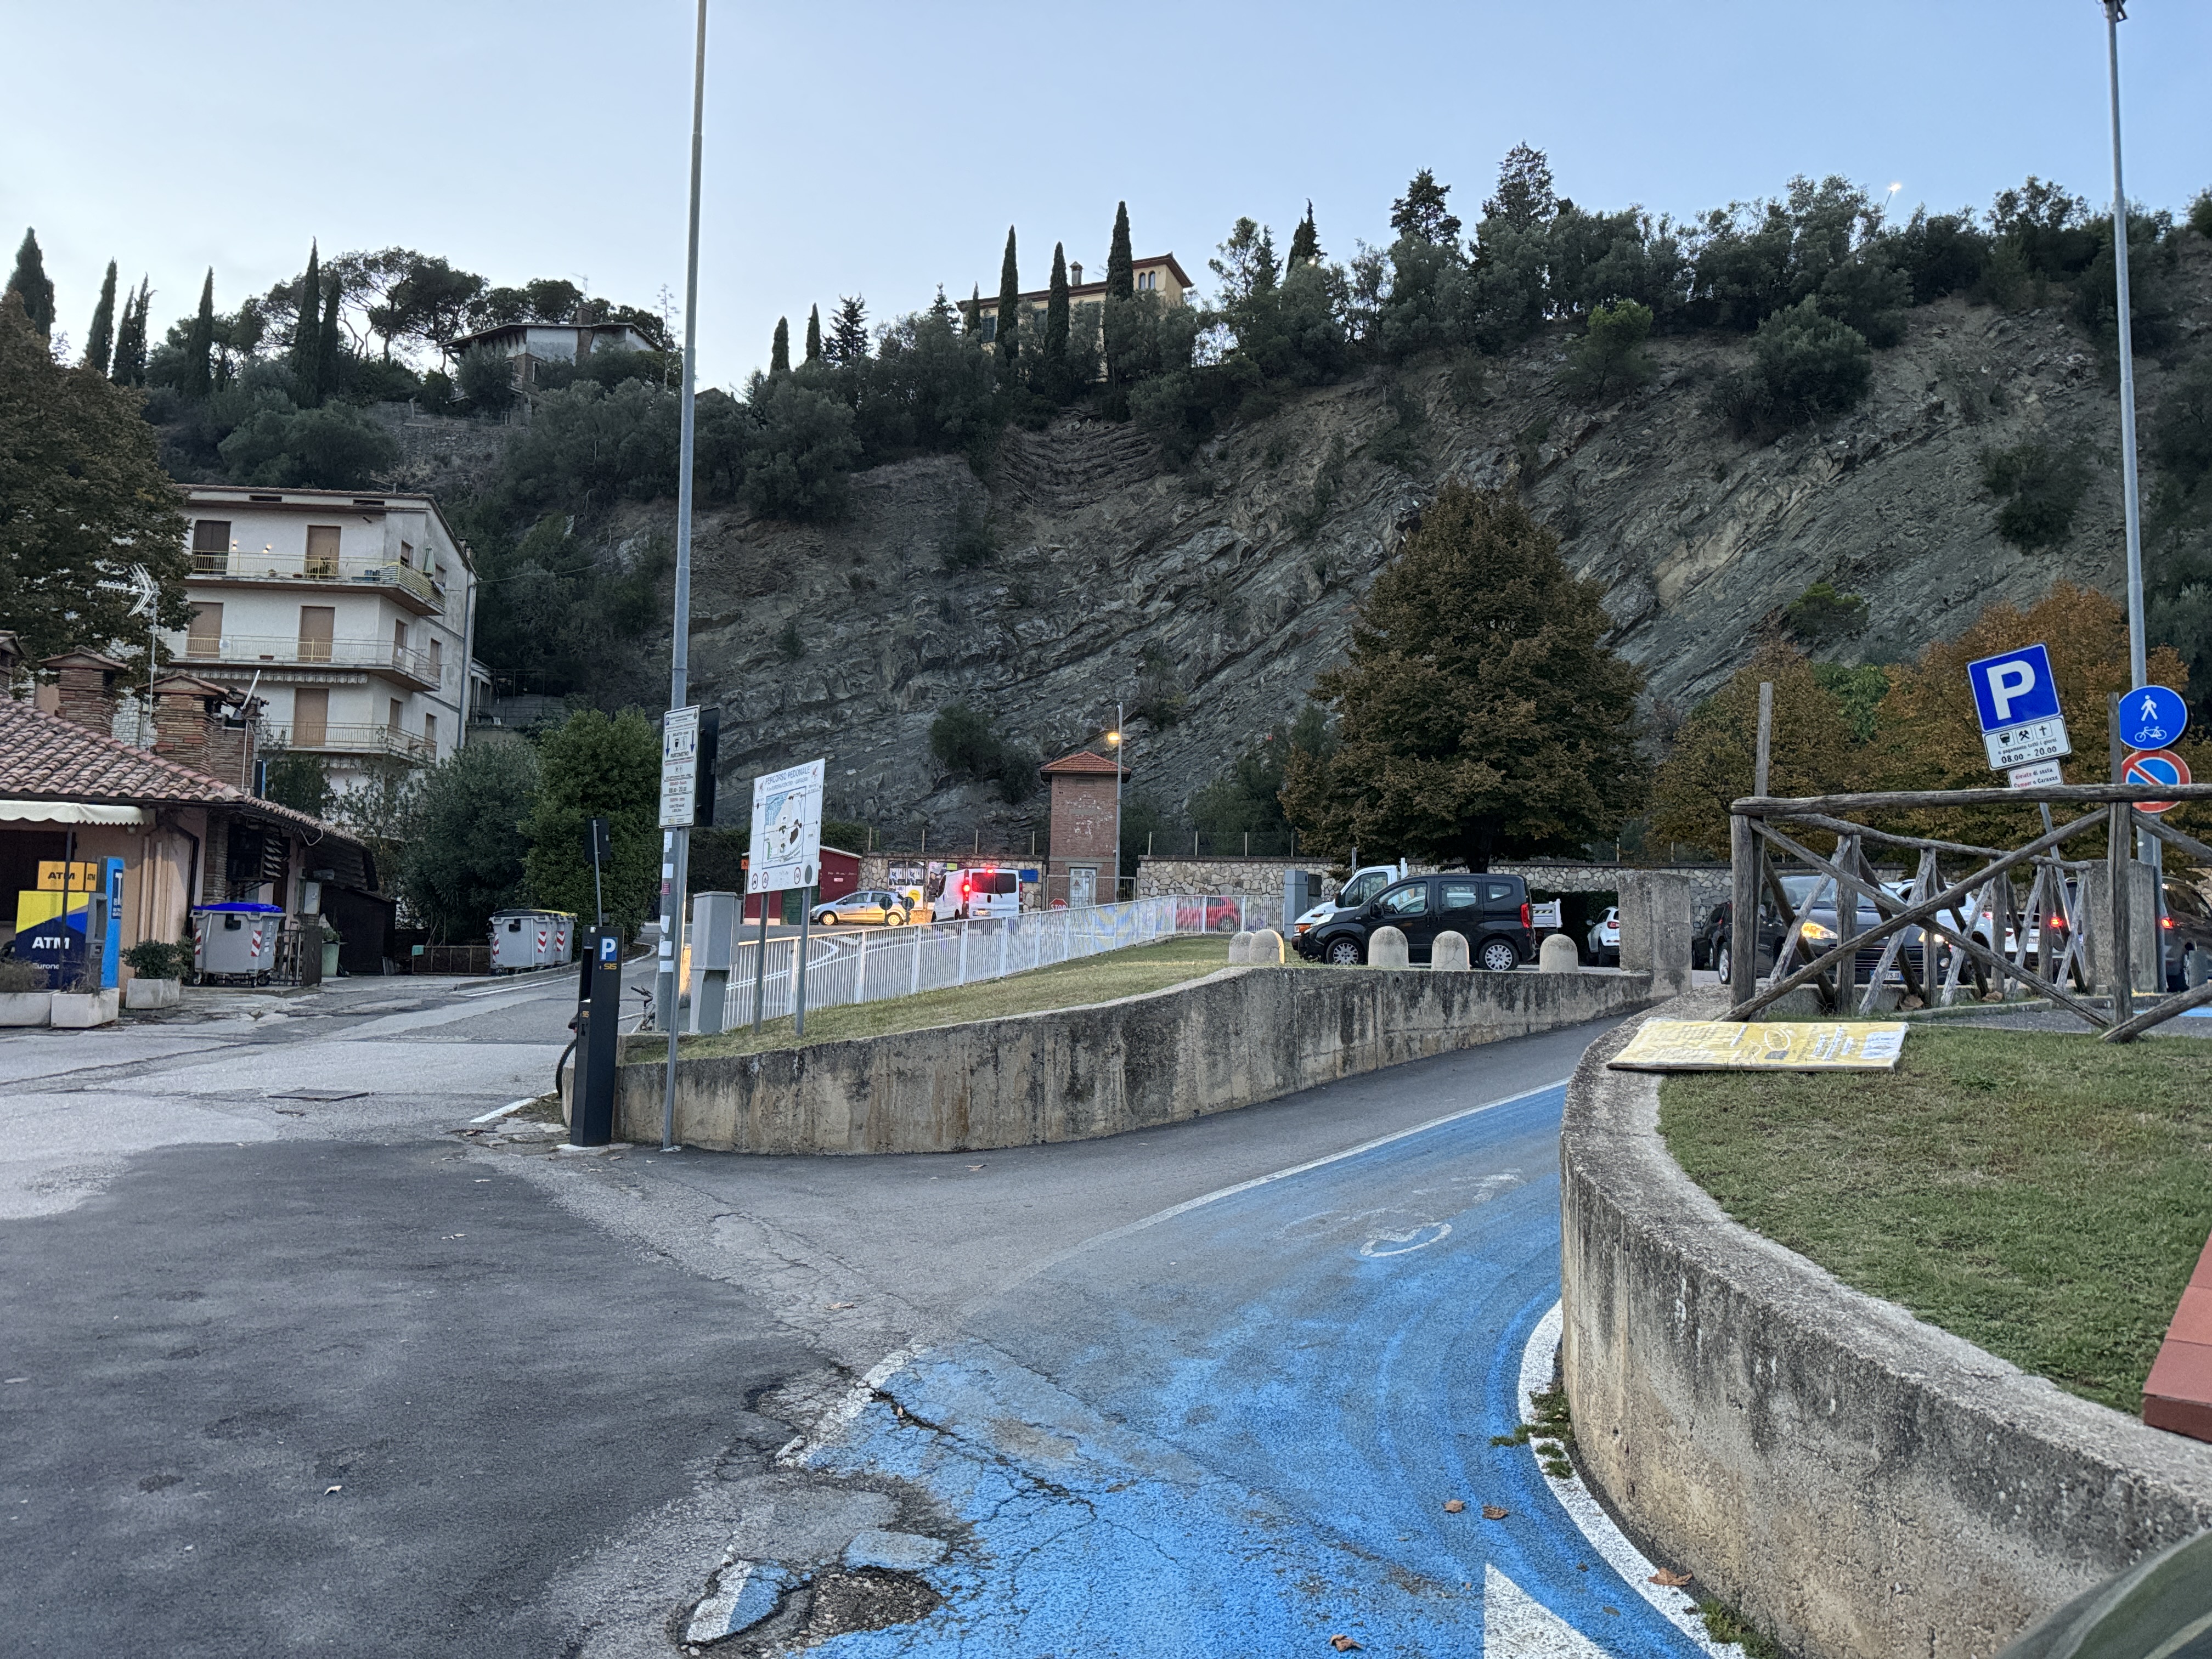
[190,551,444,610]
[178,633,439,685]
[262,720,436,761]
[692,894,1258,1030]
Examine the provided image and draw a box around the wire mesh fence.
[697,894,1259,1030]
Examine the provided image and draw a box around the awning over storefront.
[0,800,151,826]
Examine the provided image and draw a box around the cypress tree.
[1288,201,1323,267]
[184,268,215,398]
[315,275,343,405]
[966,284,983,336]
[770,315,790,375]
[1106,202,1133,301]
[7,228,54,335]
[995,226,1020,381]
[111,279,149,387]
[804,304,822,363]
[292,241,321,390]
[83,261,117,375]
[1043,242,1070,396]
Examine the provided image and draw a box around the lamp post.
[1105,703,1125,906]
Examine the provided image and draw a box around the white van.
[932,867,1022,923]
[1292,862,1408,941]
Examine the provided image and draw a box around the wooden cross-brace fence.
[1726,783,2212,1041]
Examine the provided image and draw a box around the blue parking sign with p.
[600,934,619,964]
[1967,644,2061,733]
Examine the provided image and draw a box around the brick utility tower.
[1041,748,1128,909]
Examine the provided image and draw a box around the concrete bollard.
[1248,928,1286,964]
[1369,924,1410,968]
[1430,930,1470,970]
[1617,871,1693,997]
[1227,930,1254,964]
[1539,933,1581,973]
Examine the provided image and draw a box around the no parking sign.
[2121,748,2190,815]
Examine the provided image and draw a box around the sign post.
[656,706,719,1152]
[747,759,826,1035]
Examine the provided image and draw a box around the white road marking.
[1357,1222,1453,1257]
[1517,1302,1731,1655]
[469,1098,539,1124]
[773,1346,920,1469]
[1485,1562,1613,1656]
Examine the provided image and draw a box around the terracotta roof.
[1040,749,1129,777]
[0,697,362,849]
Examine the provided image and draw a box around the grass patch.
[641,934,1242,1063]
[1658,1026,2212,1412]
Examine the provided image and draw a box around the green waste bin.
[321,935,342,979]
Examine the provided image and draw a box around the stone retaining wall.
[1131,856,1728,918]
[616,963,1661,1155]
[1561,1000,2212,1659]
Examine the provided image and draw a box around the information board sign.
[659,706,701,829]
[1607,1019,1907,1072]
[1966,643,2070,770]
[747,759,825,893]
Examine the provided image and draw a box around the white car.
[1585,907,1621,965]
[1292,862,1408,940]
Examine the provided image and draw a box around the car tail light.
[2162,915,2176,929]
[1520,902,1531,928]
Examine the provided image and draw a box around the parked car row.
[1292,872,1533,972]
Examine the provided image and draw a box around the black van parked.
[1293,873,1532,970]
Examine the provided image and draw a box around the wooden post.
[2109,802,2134,1020]
[1754,681,1774,798]
[1834,832,1860,1009]
[1730,811,1758,1007]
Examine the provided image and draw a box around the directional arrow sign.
[2121,747,2190,816]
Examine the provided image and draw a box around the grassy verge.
[1659,1027,2212,1412]
[633,934,1245,1063]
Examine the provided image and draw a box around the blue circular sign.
[2119,684,2189,751]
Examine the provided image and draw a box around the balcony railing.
[178,633,440,687]
[262,721,436,762]
[188,550,444,611]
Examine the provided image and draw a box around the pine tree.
[804,304,822,363]
[110,279,149,387]
[184,268,215,399]
[1389,170,1462,245]
[829,296,868,365]
[315,274,343,404]
[1106,202,1134,301]
[83,261,117,375]
[995,226,1020,380]
[292,242,322,396]
[1043,243,1070,393]
[770,315,790,375]
[1482,144,1556,230]
[6,228,54,336]
[1288,201,1323,267]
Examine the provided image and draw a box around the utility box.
[490,909,575,973]
[193,903,283,982]
[1283,869,1322,933]
[690,890,742,1035]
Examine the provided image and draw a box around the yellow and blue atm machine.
[13,858,122,990]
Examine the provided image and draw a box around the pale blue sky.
[7,2,2208,387]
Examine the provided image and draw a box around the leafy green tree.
[994,227,1020,382]
[1482,145,1555,231]
[1390,170,1462,245]
[1981,439,2091,550]
[383,255,485,359]
[110,278,148,387]
[523,708,661,936]
[184,269,216,398]
[805,303,822,364]
[770,315,790,375]
[1561,299,1655,401]
[83,262,117,376]
[7,229,53,336]
[217,402,399,489]
[1709,297,1872,441]
[1280,482,1647,870]
[928,701,1037,802]
[741,374,861,521]
[1287,201,1323,266]
[828,295,869,365]
[1781,579,1869,647]
[402,738,540,943]
[261,748,334,817]
[0,294,191,661]
[501,380,679,510]
[1107,201,1134,300]
[1191,707,1332,845]
[455,343,517,412]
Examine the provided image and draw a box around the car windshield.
[1341,873,1385,906]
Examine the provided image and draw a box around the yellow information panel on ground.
[1609,1019,1908,1071]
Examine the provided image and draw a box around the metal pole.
[794,884,813,1035]
[751,895,769,1033]
[1113,700,1125,904]
[657,0,709,1155]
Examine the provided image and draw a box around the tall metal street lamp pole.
[656,0,709,1151]
[1107,702,1125,906]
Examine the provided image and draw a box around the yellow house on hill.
[970,253,1195,346]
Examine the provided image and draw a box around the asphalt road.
[1,970,1691,1656]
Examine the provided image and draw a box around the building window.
[387,698,403,731]
[978,315,996,343]
[292,687,329,748]
[187,601,223,656]
[190,520,230,573]
[1136,270,1156,292]
[399,540,414,569]
[424,712,437,751]
[428,638,443,685]
[304,524,341,577]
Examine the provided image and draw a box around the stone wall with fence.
[1136,855,1728,917]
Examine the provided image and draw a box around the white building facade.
[166,486,483,798]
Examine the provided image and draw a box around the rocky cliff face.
[639,242,2207,842]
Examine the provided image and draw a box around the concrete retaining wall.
[617,964,1660,1154]
[1561,1001,2212,1659]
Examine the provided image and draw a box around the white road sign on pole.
[748,759,825,893]
[659,706,702,828]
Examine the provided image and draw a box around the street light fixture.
[1105,712,1125,905]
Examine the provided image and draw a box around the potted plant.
[49,968,119,1028]
[0,957,49,1026]
[122,940,188,1010]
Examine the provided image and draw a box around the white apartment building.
[166,486,484,798]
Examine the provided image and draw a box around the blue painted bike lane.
[776,1082,1728,1656]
